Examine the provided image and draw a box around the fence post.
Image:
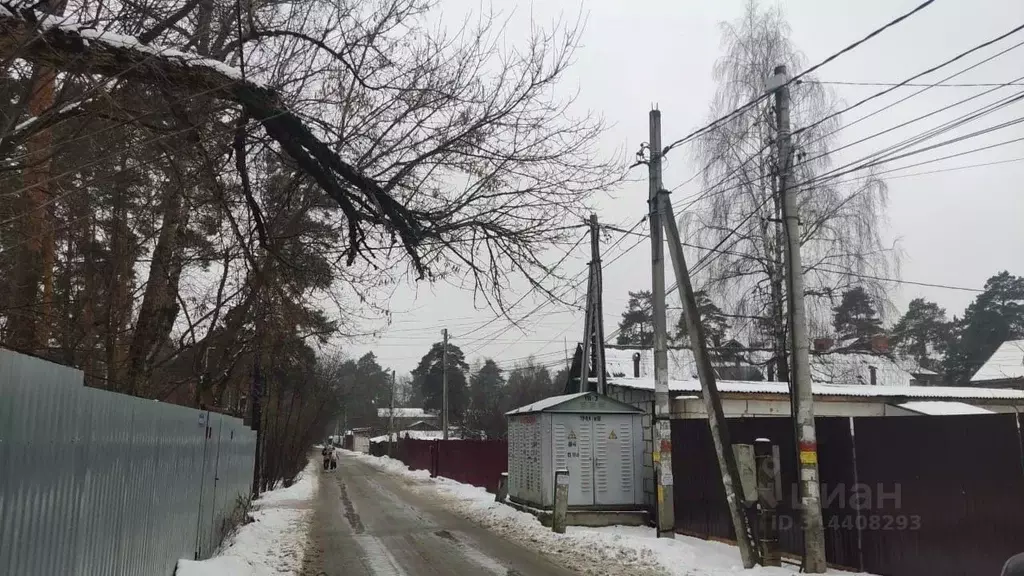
[430,440,439,478]
[496,472,509,503]
[755,438,780,566]
[552,468,569,534]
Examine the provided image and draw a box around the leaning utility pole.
[657,175,757,567]
[770,64,827,572]
[647,109,675,538]
[442,328,449,440]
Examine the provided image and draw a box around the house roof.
[897,401,994,415]
[369,430,446,443]
[608,377,1024,403]
[605,346,926,388]
[505,392,644,415]
[970,340,1024,383]
[376,407,434,418]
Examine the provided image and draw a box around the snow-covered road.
[303,454,592,575]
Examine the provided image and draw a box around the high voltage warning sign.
[608,430,617,440]
[568,429,577,440]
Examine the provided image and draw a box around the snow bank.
[344,450,874,576]
[175,459,319,576]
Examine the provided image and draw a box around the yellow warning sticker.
[799,450,818,465]
[568,429,577,440]
[608,430,617,440]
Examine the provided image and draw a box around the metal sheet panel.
[0,348,256,576]
[593,414,635,506]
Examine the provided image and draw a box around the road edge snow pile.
[175,458,319,576]
[344,450,873,576]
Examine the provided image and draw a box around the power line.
[796,73,1024,170]
[814,80,1024,88]
[457,217,647,356]
[658,0,936,157]
[467,217,651,360]
[454,230,589,340]
[793,21,1024,138]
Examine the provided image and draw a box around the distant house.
[600,343,932,389]
[970,340,1024,389]
[375,407,438,434]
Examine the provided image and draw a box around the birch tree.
[690,0,896,380]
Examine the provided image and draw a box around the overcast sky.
[340,0,1024,377]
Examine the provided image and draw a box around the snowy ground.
[175,459,319,576]
[343,450,875,576]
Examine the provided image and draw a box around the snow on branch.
[0,5,427,270]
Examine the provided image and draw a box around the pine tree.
[412,341,470,421]
[890,298,951,372]
[833,287,884,349]
[943,272,1024,384]
[616,290,654,346]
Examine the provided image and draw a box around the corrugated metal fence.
[371,438,508,493]
[0,348,256,576]
[671,414,1024,576]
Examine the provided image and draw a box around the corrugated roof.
[970,340,1024,383]
[369,430,446,443]
[376,407,434,418]
[609,377,1024,401]
[606,346,926,387]
[505,392,590,415]
[897,401,994,415]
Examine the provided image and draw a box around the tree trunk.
[105,161,132,389]
[6,67,57,355]
[124,185,188,396]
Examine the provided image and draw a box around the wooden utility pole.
[442,328,449,440]
[657,170,757,567]
[647,109,674,538]
[770,64,827,572]
[588,214,607,395]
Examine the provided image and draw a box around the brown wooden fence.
[672,414,1024,576]
[370,438,508,493]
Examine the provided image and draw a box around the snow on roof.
[970,340,1024,383]
[369,430,445,443]
[897,401,994,415]
[810,352,919,388]
[505,393,590,415]
[609,377,1024,402]
[606,346,927,387]
[377,407,433,418]
[606,347,699,380]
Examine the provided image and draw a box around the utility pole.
[770,64,827,572]
[442,328,449,440]
[579,261,593,393]
[588,214,607,395]
[658,182,757,567]
[389,369,396,457]
[647,109,674,538]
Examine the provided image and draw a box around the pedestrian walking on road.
[322,445,331,471]
[329,446,339,471]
